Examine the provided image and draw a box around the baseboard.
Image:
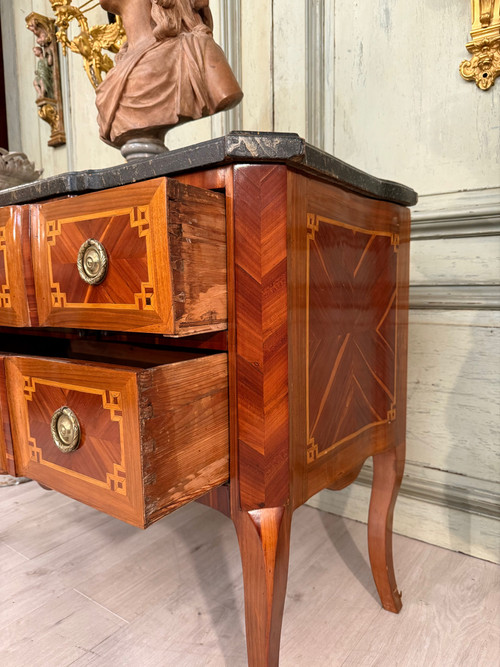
[307,462,500,563]
[355,464,500,520]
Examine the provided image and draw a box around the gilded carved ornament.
[460,0,500,89]
[48,0,126,89]
[26,13,66,147]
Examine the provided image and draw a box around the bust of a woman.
[97,0,243,158]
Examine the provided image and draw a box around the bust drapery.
[96,0,243,149]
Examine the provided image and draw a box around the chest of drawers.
[0,132,417,666]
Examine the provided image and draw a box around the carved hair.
[151,0,212,40]
[151,0,180,40]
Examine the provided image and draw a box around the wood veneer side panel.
[287,174,410,505]
[167,180,227,335]
[232,164,290,510]
[0,206,31,327]
[140,354,229,526]
[0,356,15,475]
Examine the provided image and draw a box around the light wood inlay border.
[0,225,12,309]
[23,376,127,495]
[47,206,155,312]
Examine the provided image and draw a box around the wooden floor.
[0,482,498,666]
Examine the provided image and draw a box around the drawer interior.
[0,332,224,367]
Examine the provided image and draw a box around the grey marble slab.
[0,132,417,207]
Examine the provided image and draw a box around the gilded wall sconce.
[26,13,66,147]
[460,0,500,89]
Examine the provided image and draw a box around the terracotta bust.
[96,0,243,158]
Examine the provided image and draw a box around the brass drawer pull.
[51,407,81,453]
[77,239,108,285]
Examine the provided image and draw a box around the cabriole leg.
[367,442,405,613]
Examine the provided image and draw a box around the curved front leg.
[233,506,292,667]
[368,442,405,613]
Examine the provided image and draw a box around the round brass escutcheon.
[77,239,108,285]
[50,407,81,454]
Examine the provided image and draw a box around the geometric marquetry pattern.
[106,463,127,495]
[47,206,155,311]
[23,377,127,495]
[0,226,11,309]
[130,206,155,311]
[306,214,399,463]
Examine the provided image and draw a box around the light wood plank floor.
[0,482,498,666]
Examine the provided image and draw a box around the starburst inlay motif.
[307,215,399,462]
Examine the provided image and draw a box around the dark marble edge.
[0,132,417,207]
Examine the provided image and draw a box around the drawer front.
[6,353,229,527]
[31,178,227,335]
[0,206,36,327]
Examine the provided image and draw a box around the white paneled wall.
[1,0,121,171]
[1,0,499,561]
[332,0,500,194]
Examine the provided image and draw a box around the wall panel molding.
[410,284,500,310]
[306,0,325,149]
[410,188,500,310]
[305,0,334,153]
[411,187,500,240]
[211,0,242,136]
[0,1,22,150]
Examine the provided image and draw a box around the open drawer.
[30,177,227,335]
[5,348,228,527]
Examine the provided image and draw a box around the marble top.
[0,132,418,207]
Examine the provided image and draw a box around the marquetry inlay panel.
[31,177,227,335]
[46,206,155,312]
[22,375,127,495]
[306,213,399,463]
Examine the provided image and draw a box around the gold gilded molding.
[460,0,500,89]
[49,0,126,89]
